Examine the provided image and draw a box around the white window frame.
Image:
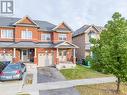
[59,34,67,41]
[1,30,13,38]
[41,34,51,41]
[21,29,32,39]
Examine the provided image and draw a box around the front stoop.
[56,62,76,70]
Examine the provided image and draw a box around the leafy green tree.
[90,12,127,93]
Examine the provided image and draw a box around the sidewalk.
[22,77,117,92]
[0,65,117,95]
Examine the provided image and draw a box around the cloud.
[11,0,127,30]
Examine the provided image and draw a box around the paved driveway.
[37,67,80,95]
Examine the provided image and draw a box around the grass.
[76,83,127,95]
[60,65,112,80]
[17,92,30,95]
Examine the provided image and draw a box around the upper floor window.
[59,34,67,41]
[1,30,13,38]
[21,29,32,39]
[41,34,51,41]
[88,31,96,39]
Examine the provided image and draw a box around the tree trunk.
[116,77,121,93]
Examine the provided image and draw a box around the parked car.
[2,61,10,67]
[0,62,5,72]
[0,61,11,73]
[0,62,26,81]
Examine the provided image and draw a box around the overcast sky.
[11,0,127,30]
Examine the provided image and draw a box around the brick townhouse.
[73,25,103,61]
[0,16,78,69]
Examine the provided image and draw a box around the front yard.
[76,83,127,95]
[60,65,112,80]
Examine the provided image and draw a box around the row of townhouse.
[0,16,103,69]
[0,16,78,69]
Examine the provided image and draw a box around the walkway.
[22,77,117,91]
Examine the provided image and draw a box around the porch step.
[56,62,76,70]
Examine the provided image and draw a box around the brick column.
[56,48,59,64]
[73,48,76,64]
[34,48,38,64]
[13,48,16,63]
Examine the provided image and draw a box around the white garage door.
[0,54,12,62]
[38,53,53,67]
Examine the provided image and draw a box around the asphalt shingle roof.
[0,16,56,31]
[73,25,104,37]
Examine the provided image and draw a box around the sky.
[7,0,127,30]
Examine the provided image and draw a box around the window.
[21,29,32,39]
[88,31,96,39]
[41,34,51,41]
[59,34,67,40]
[1,30,13,38]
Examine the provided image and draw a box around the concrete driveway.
[37,67,80,95]
[0,80,23,95]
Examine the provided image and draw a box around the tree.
[90,12,127,93]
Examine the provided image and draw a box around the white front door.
[38,52,53,67]
[59,50,67,62]
[22,49,28,62]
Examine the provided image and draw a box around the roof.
[0,42,53,48]
[0,41,78,48]
[73,25,104,37]
[0,16,56,31]
[0,42,14,47]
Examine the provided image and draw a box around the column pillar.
[34,48,38,64]
[13,48,16,63]
[34,48,37,58]
[73,48,76,64]
[56,48,59,64]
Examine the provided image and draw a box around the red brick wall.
[15,26,39,42]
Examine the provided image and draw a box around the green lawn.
[60,65,112,80]
[76,83,127,95]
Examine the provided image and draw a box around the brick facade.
[0,16,77,66]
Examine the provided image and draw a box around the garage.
[38,52,53,67]
[0,53,12,62]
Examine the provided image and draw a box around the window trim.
[1,30,13,39]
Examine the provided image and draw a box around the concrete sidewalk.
[22,77,117,91]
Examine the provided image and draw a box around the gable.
[14,16,38,26]
[53,22,72,31]
[85,26,99,34]
[58,23,69,30]
[19,17,34,24]
[55,41,78,48]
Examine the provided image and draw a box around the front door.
[22,49,28,62]
[59,50,67,62]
